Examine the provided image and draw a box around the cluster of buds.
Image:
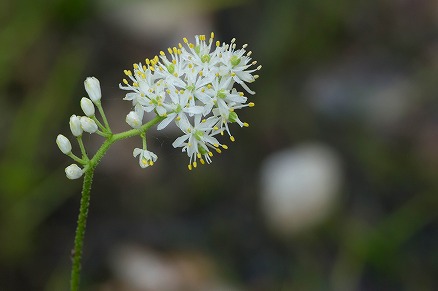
[120,33,260,170]
[56,77,102,179]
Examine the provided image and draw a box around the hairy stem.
[69,114,164,291]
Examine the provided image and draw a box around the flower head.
[120,33,260,169]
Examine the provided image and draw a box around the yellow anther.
[249,102,255,107]
[178,43,183,48]
[173,72,178,77]
[176,116,181,121]
[247,51,252,56]
[200,35,205,41]
[231,38,236,43]
[189,43,194,48]
[208,151,213,157]
[231,72,236,76]
[210,32,214,39]
[160,50,165,56]
[213,126,219,130]
[183,37,188,43]
[188,164,192,170]
[222,144,228,149]
[230,136,235,142]
[143,65,147,71]
[123,79,128,85]
[133,63,139,69]
[215,73,220,77]
[243,122,249,127]
[145,58,150,65]
[220,131,224,136]
[257,65,262,70]
[202,119,206,123]
[173,47,178,54]
[242,44,248,48]
[213,143,219,147]
[199,71,203,76]
[229,108,234,112]
[200,158,205,165]
[193,161,197,168]
[207,84,212,89]
[141,158,148,166]
[133,82,138,87]
[252,61,257,65]
[215,148,222,154]
[239,92,244,96]
[177,49,182,54]
[254,75,259,79]
[149,161,154,166]
[197,153,201,159]
[150,66,155,72]
[167,47,172,54]
[216,40,220,47]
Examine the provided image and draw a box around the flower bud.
[80,117,98,133]
[56,134,72,154]
[80,97,95,117]
[69,115,83,137]
[84,77,101,103]
[65,164,83,179]
[126,111,142,128]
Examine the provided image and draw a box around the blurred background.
[0,0,437,290]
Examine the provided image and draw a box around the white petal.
[172,135,188,148]
[157,114,175,130]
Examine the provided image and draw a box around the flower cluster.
[120,33,260,170]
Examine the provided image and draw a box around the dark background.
[0,0,437,290]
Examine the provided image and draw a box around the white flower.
[172,115,225,170]
[56,134,72,154]
[126,111,142,128]
[80,117,98,133]
[133,148,158,168]
[65,164,83,179]
[84,77,102,103]
[157,89,204,130]
[69,114,83,137]
[219,39,261,94]
[80,97,95,117]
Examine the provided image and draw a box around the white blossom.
[80,117,98,133]
[69,115,83,137]
[133,148,158,168]
[84,77,102,103]
[56,134,72,154]
[65,164,83,179]
[80,97,95,117]
[126,111,142,128]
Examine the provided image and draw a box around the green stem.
[69,114,163,291]
[77,137,89,161]
[96,101,111,132]
[70,168,94,291]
